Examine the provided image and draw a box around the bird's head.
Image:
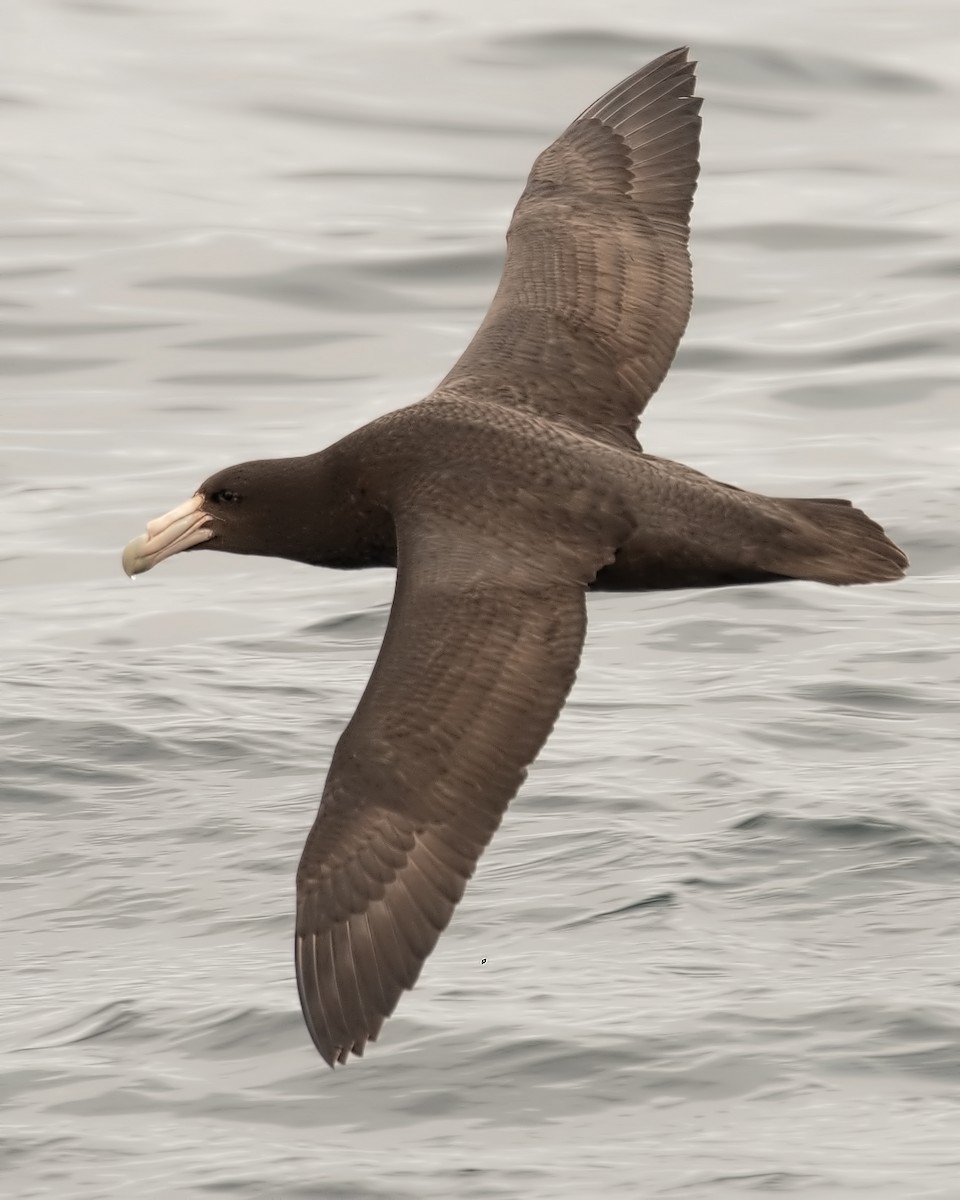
[121,459,310,577]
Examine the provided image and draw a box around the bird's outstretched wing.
[295,517,611,1065]
[438,47,701,449]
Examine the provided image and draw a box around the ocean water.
[2,1,958,1196]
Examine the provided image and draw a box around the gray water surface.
[3,2,959,1197]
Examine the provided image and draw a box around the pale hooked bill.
[122,494,213,577]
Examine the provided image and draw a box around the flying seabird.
[121,48,908,1066]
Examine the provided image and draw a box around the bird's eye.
[210,489,241,504]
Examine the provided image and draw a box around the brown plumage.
[441,47,701,448]
[121,48,908,1067]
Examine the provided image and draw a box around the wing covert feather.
[295,525,595,1065]
[438,47,701,448]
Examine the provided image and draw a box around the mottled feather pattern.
[295,540,593,1064]
[440,47,701,448]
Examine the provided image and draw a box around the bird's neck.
[289,443,397,571]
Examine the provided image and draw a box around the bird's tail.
[763,496,907,585]
[593,487,907,593]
